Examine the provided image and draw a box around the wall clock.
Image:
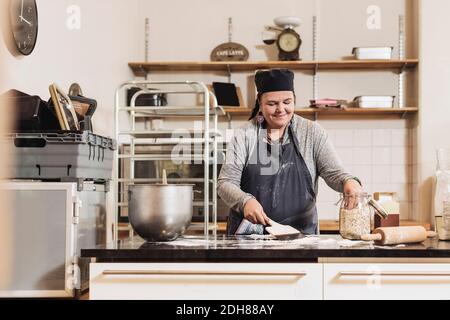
[9,0,38,56]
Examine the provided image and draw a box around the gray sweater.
[217,114,354,213]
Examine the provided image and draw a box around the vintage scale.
[263,16,302,61]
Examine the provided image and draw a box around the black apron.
[227,123,318,235]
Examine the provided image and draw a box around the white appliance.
[0,181,108,298]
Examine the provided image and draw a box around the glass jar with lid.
[339,193,389,240]
[339,192,372,240]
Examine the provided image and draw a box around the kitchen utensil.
[128,169,193,242]
[274,16,301,28]
[69,95,97,132]
[151,119,164,130]
[269,16,302,61]
[265,219,302,240]
[69,83,83,96]
[361,226,437,245]
[126,87,167,107]
[49,83,80,131]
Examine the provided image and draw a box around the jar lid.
[369,199,389,219]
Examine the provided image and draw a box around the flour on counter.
[149,235,372,248]
[337,239,368,247]
[247,234,276,240]
[254,236,370,247]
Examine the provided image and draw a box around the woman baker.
[218,69,362,235]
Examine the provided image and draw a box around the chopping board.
[361,226,436,245]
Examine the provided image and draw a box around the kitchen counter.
[81,235,450,262]
[84,235,450,300]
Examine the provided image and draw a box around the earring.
[256,112,264,124]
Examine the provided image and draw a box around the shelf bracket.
[401,110,407,119]
[226,112,233,128]
[226,64,232,83]
[138,64,147,78]
[313,63,319,100]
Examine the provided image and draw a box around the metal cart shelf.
[114,81,224,240]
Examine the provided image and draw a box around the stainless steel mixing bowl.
[128,184,193,241]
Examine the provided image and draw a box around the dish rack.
[114,81,225,239]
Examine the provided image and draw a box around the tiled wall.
[316,127,413,221]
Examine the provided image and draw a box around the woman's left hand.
[343,179,363,209]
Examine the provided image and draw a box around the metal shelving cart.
[114,81,225,240]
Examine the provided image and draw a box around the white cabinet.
[323,263,450,300]
[90,263,322,300]
[89,261,450,300]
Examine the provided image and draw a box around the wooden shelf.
[129,60,419,76]
[223,107,418,118]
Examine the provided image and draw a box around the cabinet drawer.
[90,263,322,300]
[324,263,450,300]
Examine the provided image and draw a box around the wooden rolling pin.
[361,226,437,245]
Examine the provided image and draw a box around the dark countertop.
[80,235,450,262]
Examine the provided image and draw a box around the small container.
[354,96,395,108]
[7,131,116,180]
[339,193,372,240]
[352,47,393,60]
[373,192,400,228]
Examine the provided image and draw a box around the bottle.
[443,200,450,231]
[434,149,450,229]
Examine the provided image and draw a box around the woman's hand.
[243,198,270,225]
[343,179,363,209]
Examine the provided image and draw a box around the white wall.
[0,0,142,137]
[0,0,144,243]
[134,0,416,220]
[0,0,421,222]
[137,0,413,107]
[416,0,450,224]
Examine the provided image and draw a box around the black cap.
[255,69,295,94]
